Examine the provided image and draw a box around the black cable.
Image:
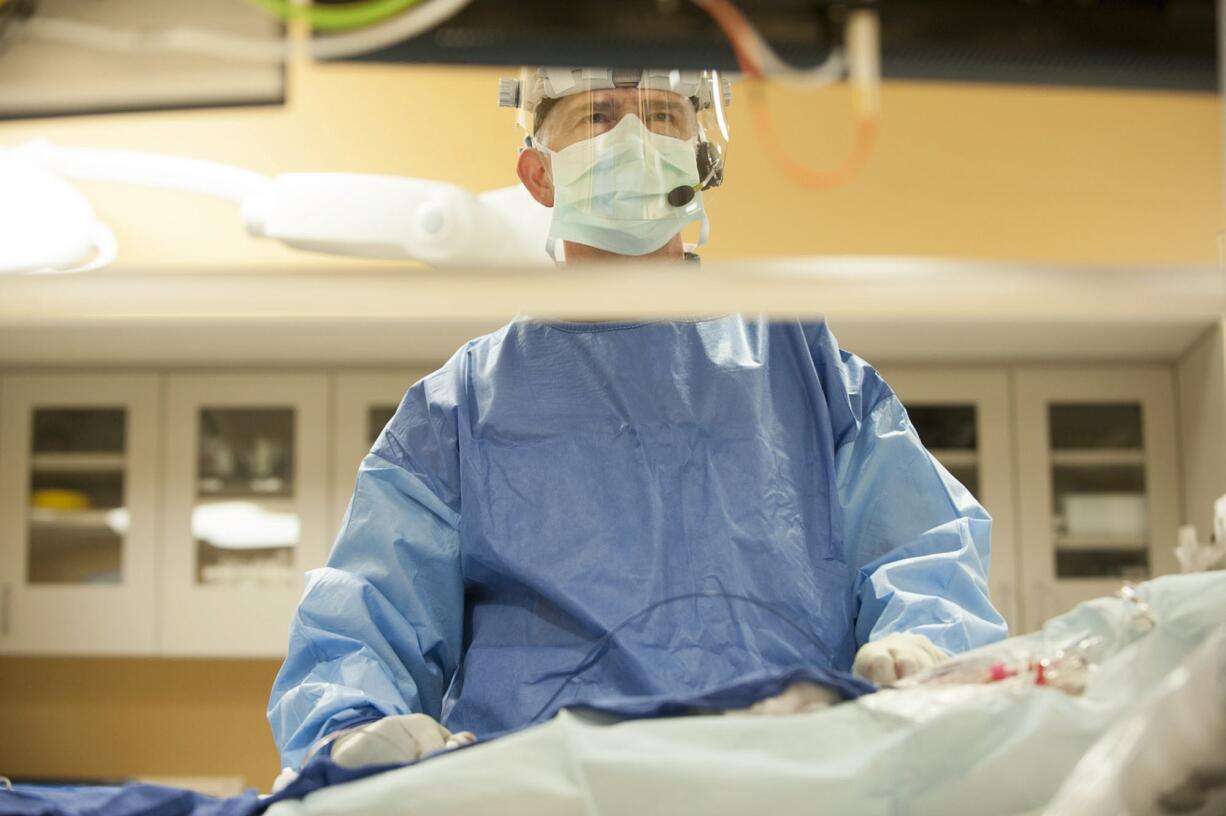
[526,590,835,724]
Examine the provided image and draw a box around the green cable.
[247,0,425,32]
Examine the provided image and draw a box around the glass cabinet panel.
[162,374,328,656]
[27,408,126,585]
[194,408,298,587]
[333,373,420,547]
[367,406,397,446]
[909,404,980,497]
[1048,403,1149,580]
[2,374,159,654]
[1015,367,1178,635]
[880,368,1018,631]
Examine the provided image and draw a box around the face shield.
[501,68,731,236]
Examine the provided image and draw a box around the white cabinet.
[330,372,422,539]
[0,374,160,654]
[0,369,408,657]
[160,374,329,656]
[1015,367,1180,630]
[880,367,1021,633]
[885,365,1181,634]
[0,363,1190,652]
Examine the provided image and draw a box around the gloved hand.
[725,681,840,716]
[853,633,947,685]
[271,766,299,794]
[330,714,477,769]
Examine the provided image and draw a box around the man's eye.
[585,112,609,124]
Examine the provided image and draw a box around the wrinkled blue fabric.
[0,783,259,816]
[1,758,404,816]
[564,665,874,721]
[269,316,1007,768]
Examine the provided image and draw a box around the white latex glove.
[853,633,947,685]
[724,681,841,716]
[271,766,298,794]
[330,714,477,769]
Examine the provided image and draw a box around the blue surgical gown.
[268,316,1007,768]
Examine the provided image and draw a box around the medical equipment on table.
[257,571,1226,816]
[1175,525,1226,574]
[1173,494,1226,574]
[3,571,1221,815]
[895,637,1101,695]
[1043,626,1226,816]
[898,583,1155,698]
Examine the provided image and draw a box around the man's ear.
[517,148,555,208]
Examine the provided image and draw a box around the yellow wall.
[0,61,1219,268]
[0,658,282,789]
[0,57,1220,791]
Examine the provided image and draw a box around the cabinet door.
[878,367,1021,633]
[1015,367,1179,632]
[331,372,425,543]
[161,374,329,656]
[0,374,159,654]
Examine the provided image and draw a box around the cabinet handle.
[1,584,9,636]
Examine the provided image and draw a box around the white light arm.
[240,173,551,266]
[11,140,271,202]
[1,141,553,272]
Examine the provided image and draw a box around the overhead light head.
[0,154,116,274]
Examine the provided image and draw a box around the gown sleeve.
[268,359,466,770]
[834,366,1008,655]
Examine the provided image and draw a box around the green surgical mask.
[539,115,707,258]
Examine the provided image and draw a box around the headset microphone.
[668,140,725,207]
[667,185,697,207]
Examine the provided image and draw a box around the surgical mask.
[538,114,707,258]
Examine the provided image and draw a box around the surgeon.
[268,67,1008,772]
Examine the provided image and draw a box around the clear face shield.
[514,69,730,234]
[500,67,730,256]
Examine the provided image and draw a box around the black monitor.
[336,0,1217,92]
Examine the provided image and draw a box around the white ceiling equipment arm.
[0,155,116,274]
[475,184,557,266]
[0,141,551,272]
[11,140,271,202]
[241,174,551,266]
